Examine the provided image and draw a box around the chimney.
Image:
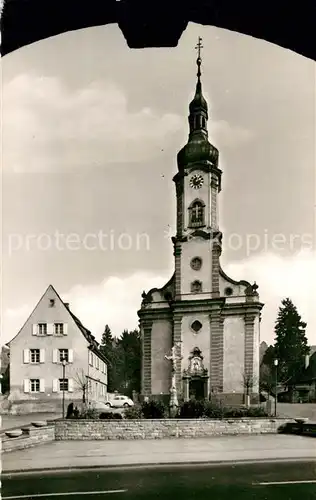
[305,354,310,369]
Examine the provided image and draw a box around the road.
[2,460,316,499]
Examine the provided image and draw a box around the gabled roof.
[7,284,109,365]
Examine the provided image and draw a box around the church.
[138,39,264,406]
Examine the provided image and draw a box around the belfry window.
[202,117,206,128]
[194,115,201,129]
[189,200,205,228]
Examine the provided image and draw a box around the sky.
[1,23,316,347]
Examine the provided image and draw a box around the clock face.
[190,174,204,189]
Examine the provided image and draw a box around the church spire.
[188,36,208,137]
[176,37,219,170]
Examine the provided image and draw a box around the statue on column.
[165,343,182,416]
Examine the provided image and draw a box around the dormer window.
[189,200,205,228]
[191,280,202,293]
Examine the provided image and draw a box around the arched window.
[189,200,205,228]
[202,116,206,129]
[191,280,202,293]
[194,115,201,129]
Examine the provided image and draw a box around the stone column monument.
[165,343,182,417]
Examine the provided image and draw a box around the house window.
[49,299,55,307]
[54,323,64,335]
[30,349,40,363]
[59,349,69,363]
[30,379,40,392]
[59,379,69,392]
[96,357,100,370]
[89,351,94,366]
[38,323,47,335]
[189,200,205,228]
[191,280,203,293]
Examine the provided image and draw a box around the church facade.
[138,43,264,405]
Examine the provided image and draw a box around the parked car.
[106,395,134,408]
[91,401,111,416]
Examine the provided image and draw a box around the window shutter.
[63,323,68,335]
[40,349,45,363]
[40,379,45,392]
[68,349,73,363]
[52,349,58,363]
[24,379,29,393]
[47,323,53,335]
[52,379,58,392]
[32,324,38,336]
[68,378,74,392]
[23,349,30,364]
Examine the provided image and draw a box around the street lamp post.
[62,359,66,419]
[274,359,278,417]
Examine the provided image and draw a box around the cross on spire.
[195,36,203,59]
[195,36,203,80]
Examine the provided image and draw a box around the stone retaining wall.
[2,424,55,452]
[55,418,293,441]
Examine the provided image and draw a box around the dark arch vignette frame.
[1,0,315,60]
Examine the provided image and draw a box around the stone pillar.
[142,320,153,397]
[244,314,255,382]
[183,376,190,401]
[210,174,219,229]
[173,242,182,301]
[211,238,221,298]
[173,314,182,398]
[210,308,224,393]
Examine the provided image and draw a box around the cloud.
[209,119,254,148]
[3,74,183,172]
[3,250,315,347]
[223,249,316,345]
[3,74,254,173]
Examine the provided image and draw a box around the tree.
[74,369,89,403]
[99,325,141,395]
[99,324,119,392]
[242,371,257,396]
[101,324,114,349]
[273,298,309,388]
[116,329,141,396]
[1,366,10,394]
[259,363,274,397]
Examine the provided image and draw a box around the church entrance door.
[189,378,205,400]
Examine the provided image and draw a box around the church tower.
[173,36,222,302]
[138,38,264,406]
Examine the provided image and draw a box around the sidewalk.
[1,413,60,432]
[3,434,316,473]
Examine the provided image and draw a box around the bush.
[204,401,225,419]
[99,411,123,420]
[179,399,207,418]
[244,406,268,418]
[79,408,99,419]
[141,400,167,419]
[222,407,246,419]
[99,412,115,419]
[124,405,144,419]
